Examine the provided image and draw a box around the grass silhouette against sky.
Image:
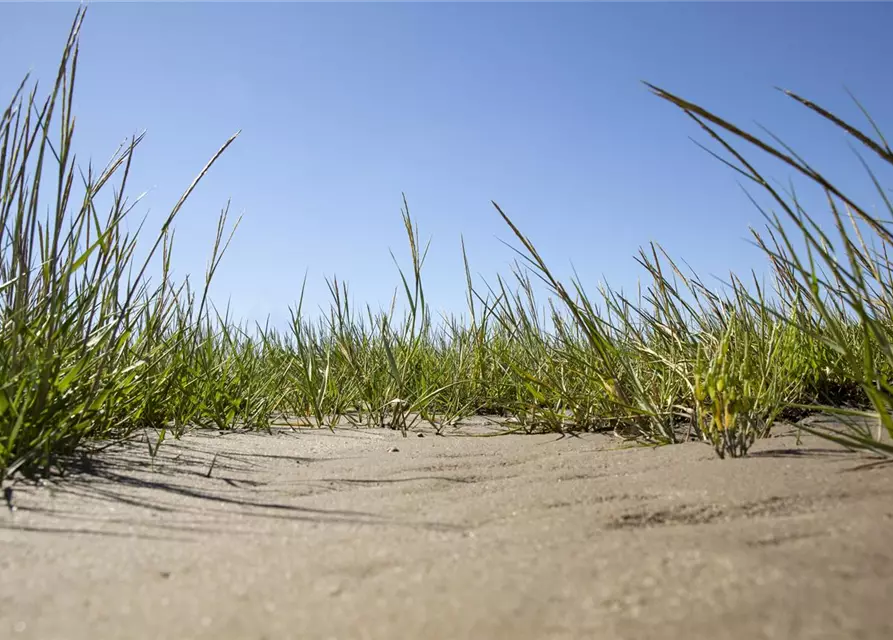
[1,2,891,325]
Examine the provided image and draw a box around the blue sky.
[2,2,891,326]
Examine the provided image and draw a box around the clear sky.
[2,2,891,326]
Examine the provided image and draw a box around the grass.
[1,8,891,481]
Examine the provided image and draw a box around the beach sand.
[2,417,892,639]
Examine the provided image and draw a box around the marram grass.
[1,8,891,481]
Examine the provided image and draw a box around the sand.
[1,417,892,640]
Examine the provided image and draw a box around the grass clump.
[0,9,244,479]
[2,9,892,480]
[646,83,893,457]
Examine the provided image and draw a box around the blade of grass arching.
[692,114,828,261]
[779,88,892,165]
[119,132,240,331]
[648,83,893,246]
[844,88,892,157]
[852,151,893,225]
[784,182,838,264]
[492,201,617,362]
[678,110,857,327]
[199,202,241,321]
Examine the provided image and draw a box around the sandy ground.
[1,417,892,640]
